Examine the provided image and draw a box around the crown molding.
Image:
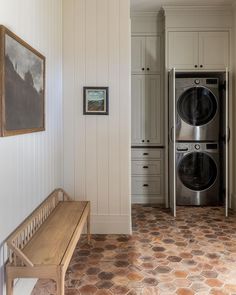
[163,5,233,16]
[131,11,160,17]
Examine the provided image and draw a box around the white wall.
[0,0,63,294]
[63,0,131,234]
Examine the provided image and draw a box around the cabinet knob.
[194,65,198,68]
[147,140,150,143]
[142,140,145,143]
[143,184,149,187]
[143,166,149,169]
[147,68,150,71]
[200,65,203,68]
[142,68,145,71]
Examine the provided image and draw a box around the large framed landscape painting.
[0,25,45,136]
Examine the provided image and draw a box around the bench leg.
[6,273,14,295]
[87,206,91,244]
[56,273,65,295]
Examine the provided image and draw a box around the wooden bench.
[6,189,91,295]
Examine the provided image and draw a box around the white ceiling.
[131,0,234,11]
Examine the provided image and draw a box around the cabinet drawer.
[132,176,161,195]
[132,148,162,160]
[132,160,161,175]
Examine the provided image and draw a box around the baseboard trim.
[132,195,164,204]
[14,278,37,295]
[91,214,131,234]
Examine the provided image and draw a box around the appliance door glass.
[178,152,217,191]
[177,87,217,126]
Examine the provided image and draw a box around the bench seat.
[23,201,88,265]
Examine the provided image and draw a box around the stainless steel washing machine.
[176,142,220,206]
[176,78,220,141]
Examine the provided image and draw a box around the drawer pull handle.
[143,184,149,187]
[143,153,149,156]
[143,166,149,169]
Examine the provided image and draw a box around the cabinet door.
[145,36,161,74]
[131,37,146,74]
[168,32,199,70]
[131,75,145,145]
[145,75,163,145]
[199,32,229,70]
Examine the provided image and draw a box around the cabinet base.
[132,195,164,204]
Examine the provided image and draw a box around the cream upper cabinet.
[168,32,199,70]
[131,75,163,146]
[145,75,162,145]
[131,37,146,74]
[131,75,145,145]
[145,37,161,74]
[168,31,229,70]
[199,32,229,70]
[132,36,160,74]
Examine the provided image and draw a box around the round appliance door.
[178,152,217,191]
[177,87,217,126]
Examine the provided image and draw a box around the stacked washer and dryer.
[171,75,225,207]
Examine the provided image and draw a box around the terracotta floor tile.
[206,278,224,288]
[176,288,194,295]
[79,285,97,294]
[32,205,236,295]
[174,270,188,278]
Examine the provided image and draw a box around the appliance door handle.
[170,127,174,143]
[228,127,230,143]
[224,127,231,144]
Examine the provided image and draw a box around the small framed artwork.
[83,87,109,115]
[0,25,45,136]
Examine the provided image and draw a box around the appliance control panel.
[176,143,218,153]
[176,143,190,152]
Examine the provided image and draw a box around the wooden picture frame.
[83,87,109,115]
[0,25,45,136]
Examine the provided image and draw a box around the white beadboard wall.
[0,0,62,294]
[63,0,131,234]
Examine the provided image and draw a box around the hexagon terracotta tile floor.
[32,205,236,295]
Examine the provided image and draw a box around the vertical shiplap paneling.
[96,0,109,215]
[63,0,131,233]
[108,0,121,215]
[63,0,76,198]
[74,0,86,200]
[0,1,63,294]
[85,0,98,214]
[119,0,131,216]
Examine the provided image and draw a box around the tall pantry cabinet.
[131,13,165,204]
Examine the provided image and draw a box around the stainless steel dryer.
[176,78,220,141]
[176,142,220,206]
